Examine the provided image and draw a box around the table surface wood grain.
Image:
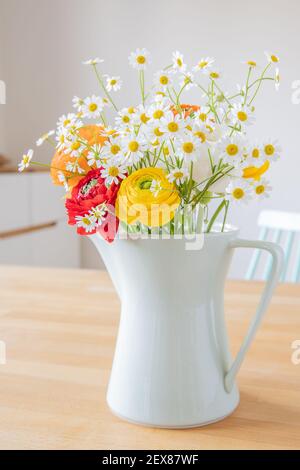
[0,265,299,450]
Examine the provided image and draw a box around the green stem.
[222,200,229,232]
[248,63,271,106]
[206,199,226,233]
[93,65,118,112]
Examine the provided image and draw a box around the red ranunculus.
[65,168,120,242]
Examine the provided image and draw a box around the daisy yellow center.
[110,79,117,85]
[184,76,191,84]
[226,144,239,156]
[71,141,81,151]
[128,107,135,114]
[154,127,164,137]
[237,111,248,121]
[110,144,120,155]
[163,146,169,156]
[122,115,130,123]
[23,155,30,163]
[174,171,184,179]
[160,75,169,85]
[256,185,265,194]
[128,141,139,152]
[59,135,65,143]
[153,110,164,119]
[233,188,244,199]
[210,72,219,79]
[247,61,257,67]
[140,113,149,124]
[177,58,183,67]
[199,113,207,122]
[83,217,92,225]
[168,122,179,133]
[194,131,206,143]
[252,148,260,158]
[64,119,71,127]
[89,103,98,112]
[265,144,275,156]
[199,61,208,68]
[183,142,194,153]
[136,55,146,64]
[271,55,279,63]
[108,166,119,177]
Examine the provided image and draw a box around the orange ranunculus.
[172,104,200,118]
[50,125,107,189]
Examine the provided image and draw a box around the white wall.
[1,0,299,276]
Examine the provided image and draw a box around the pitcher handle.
[224,238,284,393]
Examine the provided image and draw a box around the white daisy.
[218,136,246,166]
[36,130,55,147]
[115,107,135,127]
[150,179,162,197]
[253,178,272,199]
[242,60,257,68]
[179,72,195,90]
[226,180,252,204]
[72,96,84,111]
[172,51,186,72]
[230,103,255,127]
[275,68,280,91]
[89,203,107,226]
[262,140,281,161]
[247,143,264,165]
[55,127,70,151]
[209,71,221,80]
[178,134,200,162]
[64,135,85,158]
[194,107,211,123]
[132,105,150,126]
[160,112,185,138]
[101,159,127,186]
[82,95,105,119]
[82,58,104,66]
[75,214,97,233]
[105,75,122,92]
[192,122,210,146]
[148,99,170,122]
[264,52,279,64]
[128,48,150,70]
[66,159,85,174]
[102,137,123,160]
[57,171,69,191]
[57,113,78,130]
[122,133,146,164]
[18,149,33,172]
[144,122,165,146]
[154,70,172,90]
[193,57,215,74]
[167,167,189,185]
[87,144,104,168]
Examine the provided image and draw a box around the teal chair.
[246,210,300,282]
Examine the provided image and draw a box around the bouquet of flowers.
[19,50,281,242]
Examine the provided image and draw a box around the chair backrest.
[246,210,300,282]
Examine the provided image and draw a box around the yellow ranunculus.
[116,167,180,227]
[243,160,269,181]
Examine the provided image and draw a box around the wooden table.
[0,266,299,450]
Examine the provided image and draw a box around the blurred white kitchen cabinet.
[0,171,80,267]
